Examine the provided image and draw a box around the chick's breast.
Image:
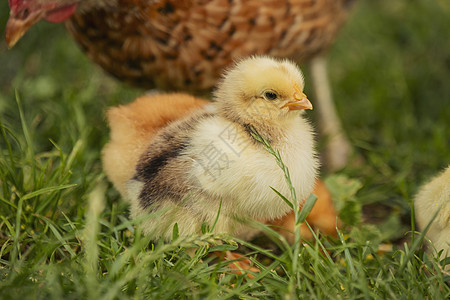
[189,115,317,218]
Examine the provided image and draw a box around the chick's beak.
[6,10,45,49]
[282,92,313,111]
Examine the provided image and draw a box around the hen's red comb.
[9,0,22,10]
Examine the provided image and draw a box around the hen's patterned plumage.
[66,0,354,92]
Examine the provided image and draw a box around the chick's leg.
[213,251,260,279]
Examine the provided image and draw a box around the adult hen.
[414,166,450,262]
[6,0,355,170]
[103,56,320,241]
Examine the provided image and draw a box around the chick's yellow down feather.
[415,166,450,259]
[102,56,341,241]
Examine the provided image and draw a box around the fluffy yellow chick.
[102,94,339,243]
[104,56,319,241]
[414,166,450,260]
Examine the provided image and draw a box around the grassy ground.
[1,0,449,299]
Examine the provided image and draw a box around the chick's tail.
[102,93,209,196]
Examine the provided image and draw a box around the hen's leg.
[310,55,351,171]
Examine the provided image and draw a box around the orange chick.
[268,179,340,243]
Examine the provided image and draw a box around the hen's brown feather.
[66,0,354,92]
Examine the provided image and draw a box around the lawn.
[0,0,449,299]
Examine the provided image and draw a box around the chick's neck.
[218,106,300,146]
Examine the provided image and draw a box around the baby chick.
[103,92,339,243]
[414,166,450,259]
[104,56,318,241]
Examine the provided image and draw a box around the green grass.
[1,0,450,298]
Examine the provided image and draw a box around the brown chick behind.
[103,93,340,242]
[268,180,340,244]
[102,93,209,195]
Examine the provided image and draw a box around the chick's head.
[214,56,312,127]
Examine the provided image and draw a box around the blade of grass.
[81,182,107,299]
[21,184,77,201]
[397,208,440,274]
[269,187,294,210]
[33,214,77,258]
[297,193,318,224]
[15,90,35,176]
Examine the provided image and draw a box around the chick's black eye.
[264,91,277,100]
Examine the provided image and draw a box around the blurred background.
[0,0,449,241]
